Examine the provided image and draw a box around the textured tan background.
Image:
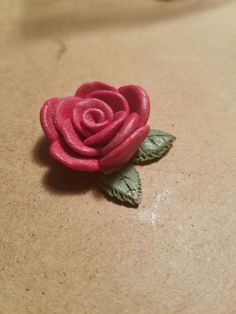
[0,0,236,313]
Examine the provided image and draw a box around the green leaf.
[99,165,142,206]
[132,129,176,164]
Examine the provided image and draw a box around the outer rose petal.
[89,90,129,114]
[50,139,100,172]
[75,81,117,98]
[61,119,100,157]
[118,85,150,127]
[54,97,79,131]
[40,98,60,141]
[100,125,150,171]
[84,111,126,146]
[101,112,139,156]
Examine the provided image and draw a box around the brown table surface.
[1,1,236,313]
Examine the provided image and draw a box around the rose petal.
[72,98,113,136]
[90,90,129,114]
[101,112,139,156]
[53,97,79,132]
[118,85,150,127]
[50,139,100,172]
[40,98,61,141]
[75,81,117,98]
[84,111,126,146]
[100,125,150,171]
[72,116,92,138]
[61,119,100,157]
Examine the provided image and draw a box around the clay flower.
[40,82,175,206]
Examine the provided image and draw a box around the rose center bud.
[84,108,105,123]
[72,98,114,137]
[82,107,110,133]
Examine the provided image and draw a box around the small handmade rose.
[40,81,175,206]
[40,82,150,172]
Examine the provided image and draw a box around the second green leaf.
[132,129,176,164]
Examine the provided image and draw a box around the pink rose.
[40,82,150,172]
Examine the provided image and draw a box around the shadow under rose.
[43,165,100,195]
[33,136,101,196]
[33,136,53,166]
